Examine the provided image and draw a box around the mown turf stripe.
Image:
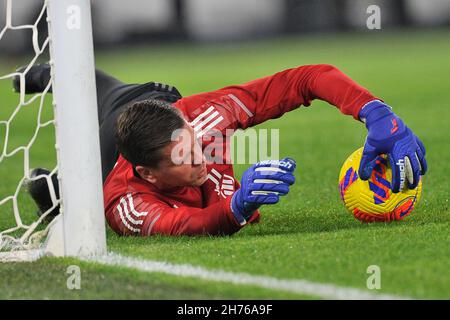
[84,252,412,300]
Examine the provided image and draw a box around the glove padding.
[359,100,427,193]
[231,158,296,223]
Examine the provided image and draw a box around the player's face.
[150,124,208,188]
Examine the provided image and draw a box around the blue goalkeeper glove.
[231,158,296,225]
[359,100,427,193]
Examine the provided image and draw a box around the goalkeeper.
[16,64,427,236]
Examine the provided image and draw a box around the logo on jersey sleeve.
[207,168,235,198]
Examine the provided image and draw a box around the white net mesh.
[0,0,59,255]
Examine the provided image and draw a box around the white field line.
[83,252,412,300]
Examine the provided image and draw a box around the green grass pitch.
[0,29,449,299]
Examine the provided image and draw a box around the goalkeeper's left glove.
[358,100,428,193]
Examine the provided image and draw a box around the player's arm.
[108,158,296,236]
[283,64,426,192]
[146,198,241,236]
[212,64,378,128]
[108,193,241,236]
[176,64,377,133]
[205,64,427,192]
[174,64,373,136]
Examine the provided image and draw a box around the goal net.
[0,0,106,261]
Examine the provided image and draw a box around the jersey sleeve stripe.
[145,213,161,235]
[126,193,148,217]
[228,93,254,117]
[190,106,215,126]
[197,116,224,138]
[119,197,143,225]
[117,203,141,233]
[193,110,219,132]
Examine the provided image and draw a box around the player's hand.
[231,158,296,224]
[358,100,427,193]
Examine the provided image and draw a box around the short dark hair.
[115,99,185,168]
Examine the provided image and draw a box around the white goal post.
[0,0,106,261]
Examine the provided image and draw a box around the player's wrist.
[230,191,257,225]
[359,100,393,125]
[230,191,245,225]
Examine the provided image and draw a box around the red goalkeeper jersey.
[103,64,378,236]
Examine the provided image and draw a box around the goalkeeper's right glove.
[231,158,296,225]
[358,100,427,193]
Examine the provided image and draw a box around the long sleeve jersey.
[103,64,378,236]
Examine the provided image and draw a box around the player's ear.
[135,165,157,184]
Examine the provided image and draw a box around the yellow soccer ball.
[338,147,422,222]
